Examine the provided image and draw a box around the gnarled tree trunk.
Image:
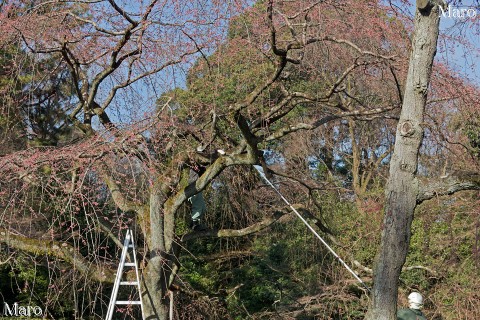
[142,190,169,319]
[142,186,177,320]
[140,150,258,319]
[365,1,441,319]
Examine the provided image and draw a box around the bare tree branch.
[417,180,480,204]
[352,260,438,277]
[101,168,144,213]
[181,211,285,241]
[165,150,258,217]
[107,0,139,25]
[0,229,115,283]
[264,106,397,142]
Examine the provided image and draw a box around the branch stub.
[400,121,415,137]
[417,0,431,10]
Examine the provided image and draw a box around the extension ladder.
[105,229,144,320]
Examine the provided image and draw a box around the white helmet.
[408,292,423,310]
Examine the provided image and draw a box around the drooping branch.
[417,180,480,204]
[352,260,438,277]
[0,229,115,283]
[101,168,144,213]
[181,211,286,241]
[402,265,438,277]
[264,106,397,142]
[183,202,334,242]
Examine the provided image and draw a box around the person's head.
[408,292,423,310]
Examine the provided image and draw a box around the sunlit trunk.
[365,2,441,319]
[142,188,176,320]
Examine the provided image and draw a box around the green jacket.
[397,308,427,320]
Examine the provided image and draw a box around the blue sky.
[438,0,480,85]
[99,0,480,126]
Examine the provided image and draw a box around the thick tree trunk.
[142,189,175,320]
[138,150,257,319]
[143,258,170,320]
[365,2,440,319]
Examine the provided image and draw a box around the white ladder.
[105,229,144,320]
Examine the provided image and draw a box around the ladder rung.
[116,301,142,305]
[106,230,143,320]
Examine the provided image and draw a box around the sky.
[94,0,480,126]
[437,0,480,85]
[393,0,480,85]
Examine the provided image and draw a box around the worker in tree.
[188,165,207,231]
[397,292,427,320]
[188,149,225,231]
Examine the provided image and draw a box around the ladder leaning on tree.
[105,229,144,320]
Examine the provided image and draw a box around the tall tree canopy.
[0,0,479,319]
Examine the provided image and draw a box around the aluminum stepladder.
[105,229,144,320]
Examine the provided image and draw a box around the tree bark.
[365,2,441,319]
[140,148,258,319]
[142,188,172,320]
[0,229,115,283]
